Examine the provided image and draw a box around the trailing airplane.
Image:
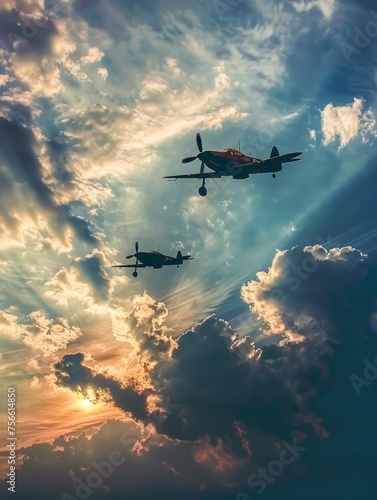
[163,132,302,196]
[111,242,194,278]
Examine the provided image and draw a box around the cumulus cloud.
[97,67,108,80]
[80,46,105,64]
[0,309,82,357]
[53,352,149,420]
[3,244,377,499]
[241,244,367,341]
[321,97,377,148]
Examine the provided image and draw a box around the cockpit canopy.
[223,148,243,156]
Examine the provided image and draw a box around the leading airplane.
[163,132,303,196]
[111,242,194,278]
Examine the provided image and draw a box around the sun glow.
[80,387,96,408]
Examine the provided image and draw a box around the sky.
[0,0,377,499]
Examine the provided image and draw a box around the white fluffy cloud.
[0,308,82,357]
[97,67,108,80]
[321,98,377,148]
[80,46,105,64]
[292,0,337,20]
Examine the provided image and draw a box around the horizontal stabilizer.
[284,158,301,163]
[262,151,302,167]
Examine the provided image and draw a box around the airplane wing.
[162,257,194,266]
[163,172,222,179]
[111,264,147,268]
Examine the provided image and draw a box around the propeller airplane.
[111,242,194,278]
[163,132,303,196]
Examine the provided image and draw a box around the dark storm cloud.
[0,419,241,500]
[54,353,148,421]
[3,245,377,499]
[157,316,340,455]
[52,248,377,453]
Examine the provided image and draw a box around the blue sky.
[1,1,377,499]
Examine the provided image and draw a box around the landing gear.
[132,271,138,278]
[198,178,207,196]
[272,173,276,179]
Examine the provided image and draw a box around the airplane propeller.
[182,132,204,164]
[127,241,139,277]
[182,156,197,164]
[196,132,203,153]
[181,132,207,196]
[126,241,139,259]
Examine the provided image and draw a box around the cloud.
[0,74,9,86]
[0,117,98,251]
[22,312,82,356]
[97,67,108,80]
[53,352,149,420]
[30,375,41,389]
[0,308,82,357]
[241,244,368,341]
[291,0,337,20]
[80,46,104,64]
[3,244,377,498]
[321,97,377,148]
[1,2,377,498]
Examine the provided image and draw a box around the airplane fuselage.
[135,252,183,267]
[197,150,282,177]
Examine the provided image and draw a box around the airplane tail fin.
[270,146,279,158]
[264,151,302,168]
[178,250,194,261]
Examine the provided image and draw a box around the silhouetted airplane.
[111,242,194,277]
[163,132,303,196]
